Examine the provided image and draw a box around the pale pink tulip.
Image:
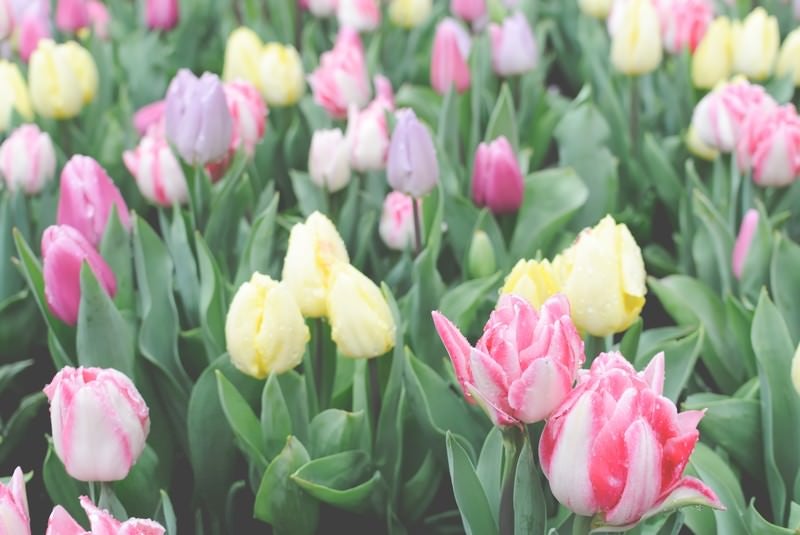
[0,124,56,194]
[0,467,30,535]
[309,128,351,192]
[224,80,267,156]
[450,0,486,22]
[657,0,713,53]
[346,78,394,172]
[431,18,471,94]
[17,11,50,62]
[732,209,758,279]
[337,0,380,31]
[489,12,538,76]
[379,191,419,251]
[87,0,109,39]
[47,496,164,535]
[56,0,89,33]
[124,133,188,207]
[736,103,800,187]
[133,100,166,137]
[309,27,371,119]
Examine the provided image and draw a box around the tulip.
[0,124,56,194]
[579,0,613,18]
[225,272,310,378]
[223,27,264,90]
[56,0,89,33]
[736,103,800,187]
[16,9,50,63]
[540,352,723,528]
[282,211,350,317]
[389,0,433,28]
[685,125,718,161]
[0,0,11,40]
[62,40,99,105]
[610,0,662,75]
[691,17,732,89]
[501,258,561,314]
[28,39,84,119]
[468,230,497,278]
[337,0,380,32]
[165,69,233,165]
[431,18,471,94]
[451,0,486,22]
[657,0,712,54]
[327,262,395,358]
[387,109,439,197]
[86,0,109,38]
[346,96,392,172]
[308,128,351,192]
[489,12,538,77]
[471,136,524,214]
[732,209,758,280]
[731,7,778,81]
[692,79,773,152]
[433,294,585,425]
[145,0,179,30]
[777,28,800,86]
[259,43,305,107]
[0,467,30,535]
[224,80,267,156]
[0,60,34,132]
[309,28,371,119]
[379,191,419,251]
[124,133,188,207]
[308,0,337,17]
[41,225,117,325]
[133,99,166,137]
[47,496,164,535]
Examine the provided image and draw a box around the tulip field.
[2,0,800,533]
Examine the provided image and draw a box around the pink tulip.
[346,83,394,172]
[379,191,420,251]
[433,294,585,426]
[489,12,538,77]
[337,0,380,31]
[656,0,713,53]
[124,133,188,207]
[0,467,30,535]
[224,80,267,156]
[56,0,89,32]
[17,11,50,62]
[133,100,166,137]
[47,496,164,535]
[450,0,486,22]
[309,28,371,119]
[44,367,150,482]
[736,103,800,187]
[87,0,109,39]
[146,0,179,30]
[309,128,351,192]
[0,0,13,40]
[692,80,774,152]
[732,209,758,279]
[0,124,56,195]
[309,0,338,17]
[57,155,131,246]
[41,225,117,325]
[472,136,524,214]
[431,18,471,95]
[540,352,723,528]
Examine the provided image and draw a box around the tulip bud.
[145,0,179,30]
[732,209,758,280]
[259,43,305,107]
[41,225,117,325]
[471,136,524,214]
[792,343,800,396]
[468,230,496,278]
[87,0,109,39]
[0,60,34,132]
[0,0,12,40]
[62,40,99,105]
[451,0,486,22]
[28,39,84,119]
[44,367,149,482]
[48,497,165,535]
[610,0,662,76]
[657,0,712,54]
[0,124,56,194]
[387,109,439,198]
[0,467,30,535]
[685,125,718,161]
[777,28,800,87]
[282,211,350,317]
[389,0,433,28]
[57,155,131,246]
[433,294,585,425]
[132,100,166,137]
[225,273,310,378]
[165,70,233,166]
[501,258,560,310]
[309,128,351,192]
[731,7,778,81]
[579,0,613,19]
[224,80,267,157]
[309,28,371,119]
[223,27,264,90]
[124,133,188,207]
[16,10,51,63]
[431,18,471,94]
[327,263,395,358]
[489,12,538,77]
[308,0,337,17]
[736,103,800,187]
[337,0,381,32]
[346,97,392,172]
[56,0,89,33]
[379,191,419,251]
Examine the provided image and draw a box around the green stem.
[98,481,114,511]
[368,357,381,430]
[499,426,525,535]
[572,515,593,535]
[411,197,423,256]
[629,76,640,158]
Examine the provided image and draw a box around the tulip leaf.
[266,0,296,44]
[408,224,446,370]
[642,134,684,211]
[485,83,519,150]
[446,431,500,535]
[100,206,134,312]
[154,490,177,535]
[769,234,800,342]
[0,392,45,466]
[747,502,795,534]
[277,371,311,445]
[114,444,163,518]
[400,450,441,523]
[0,359,33,395]
[514,436,547,535]
[234,193,280,287]
[439,272,502,336]
[0,192,27,301]
[618,317,643,362]
[476,427,504,521]
[43,438,89,524]
[261,374,293,461]
[685,443,749,535]
[309,409,368,459]
[634,326,703,403]
[216,370,268,472]
[254,436,318,534]
[395,85,444,128]
[291,451,384,513]
[159,208,199,326]
[205,157,252,268]
[196,234,228,362]
[692,190,734,296]
[290,171,329,217]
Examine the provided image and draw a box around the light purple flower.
[386,109,439,198]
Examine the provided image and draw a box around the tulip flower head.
[133,99,166,137]
[346,95,393,172]
[387,109,439,198]
[86,0,109,38]
[62,40,99,105]
[0,467,30,535]
[540,352,723,528]
[0,124,56,194]
[501,258,561,311]
[55,0,89,33]
[450,0,486,22]
[732,209,758,280]
[692,16,733,89]
[657,0,713,54]
[28,39,85,119]
[259,43,305,106]
[124,133,188,207]
[0,60,34,132]
[47,496,164,534]
[308,0,338,17]
[736,103,800,187]
[337,0,380,32]
[309,27,371,119]
[489,12,538,77]
[686,124,719,161]
[579,0,613,18]
[777,28,800,87]
[731,7,778,81]
[224,80,268,157]
[389,0,433,28]
[471,136,525,214]
[308,128,352,192]
[610,0,663,75]
[0,0,12,40]
[379,191,419,251]
[431,18,471,94]
[223,27,264,90]
[145,0,179,30]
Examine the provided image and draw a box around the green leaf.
[514,436,546,535]
[475,427,503,522]
[400,450,441,523]
[43,439,88,523]
[234,194,279,287]
[446,432,499,535]
[485,83,519,150]
[619,318,643,362]
[692,190,734,295]
[439,273,501,335]
[0,392,46,465]
[394,85,443,127]
[770,234,800,342]
[154,490,177,535]
[748,502,795,534]
[290,171,328,217]
[634,327,703,403]
[114,444,164,518]
[0,359,33,395]
[0,193,27,301]
[216,370,268,471]
[685,443,749,535]
[261,374,293,461]
[277,371,311,445]
[160,208,199,325]
[100,206,134,311]
[196,234,227,361]
[309,409,368,459]
[291,451,384,513]
[266,0,296,44]
[642,134,684,211]
[408,229,446,371]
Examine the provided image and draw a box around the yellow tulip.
[777,28,800,87]
[610,0,662,76]
[579,0,613,19]
[389,0,433,28]
[62,41,98,105]
[327,262,395,359]
[225,272,310,378]
[282,211,350,318]
[686,125,718,161]
[28,40,84,119]
[731,7,778,81]
[259,43,305,107]
[691,17,733,89]
[0,61,33,132]
[223,27,264,91]
[500,258,561,311]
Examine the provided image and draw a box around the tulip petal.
[432,311,474,397]
[641,352,665,396]
[119,519,166,535]
[508,357,571,423]
[466,382,517,426]
[46,506,87,535]
[644,476,725,520]
[80,496,121,535]
[469,347,512,416]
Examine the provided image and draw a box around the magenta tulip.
[55,0,89,32]
[145,0,179,30]
[450,0,486,22]
[471,136,524,214]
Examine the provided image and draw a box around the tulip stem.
[572,515,593,535]
[368,357,381,429]
[629,76,640,158]
[412,197,422,256]
[499,427,525,535]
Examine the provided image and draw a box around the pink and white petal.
[432,311,474,395]
[675,409,705,434]
[466,383,518,426]
[508,357,571,423]
[46,506,88,535]
[119,519,167,535]
[642,476,724,521]
[641,352,665,396]
[469,348,512,416]
[9,467,29,519]
[80,496,121,535]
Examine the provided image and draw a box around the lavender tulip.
[386,109,439,198]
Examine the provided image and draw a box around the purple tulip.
[165,69,233,166]
[386,109,439,198]
[471,136,524,214]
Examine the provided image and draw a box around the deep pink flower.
[450,0,486,22]
[56,0,89,33]
[145,0,179,30]
[471,136,524,214]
